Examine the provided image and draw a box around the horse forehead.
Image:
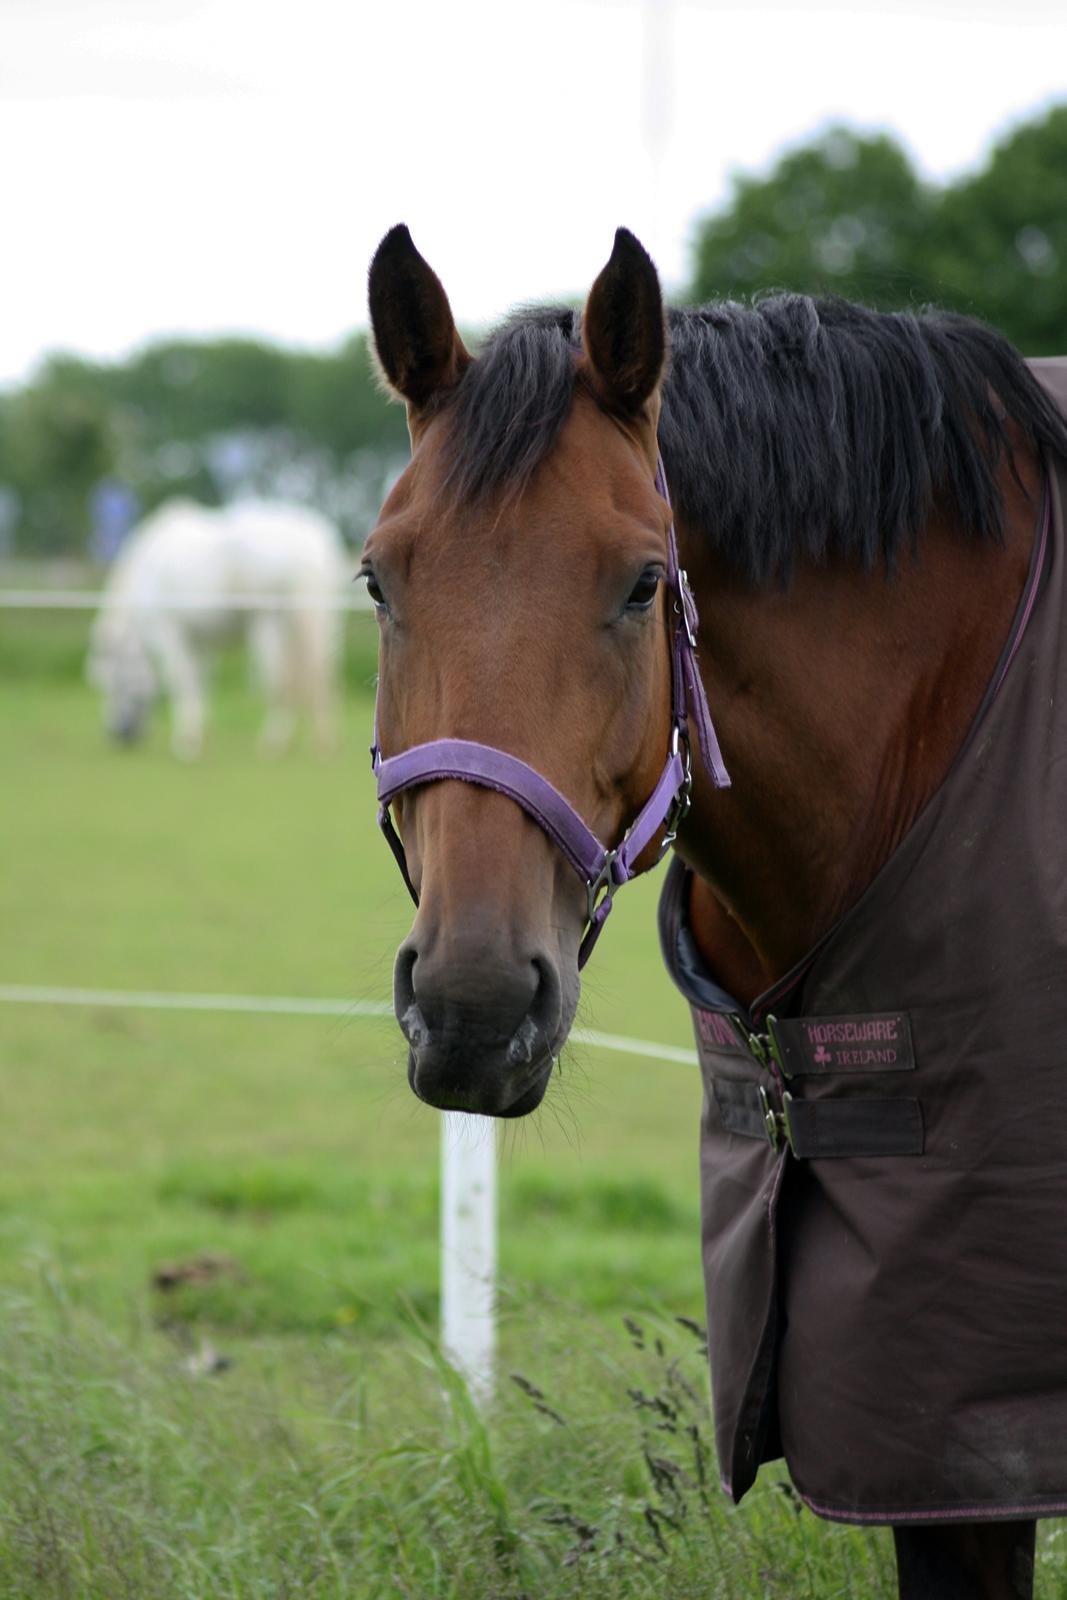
[401,394,658,555]
[524,390,658,511]
[405,482,648,591]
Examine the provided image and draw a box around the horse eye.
[626,567,661,610]
[363,570,386,609]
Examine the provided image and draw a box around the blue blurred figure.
[90,478,139,564]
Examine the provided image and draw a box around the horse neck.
[676,447,1043,1009]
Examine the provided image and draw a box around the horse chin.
[406,1049,553,1119]
[497,1074,552,1117]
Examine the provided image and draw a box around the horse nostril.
[394,943,431,1049]
[503,959,560,1066]
[529,955,562,1043]
[396,937,562,1050]
[394,943,416,1010]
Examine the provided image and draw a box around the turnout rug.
[659,359,1067,1523]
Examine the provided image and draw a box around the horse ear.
[581,228,666,415]
[368,224,471,410]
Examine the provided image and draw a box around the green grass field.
[1,612,1064,1596]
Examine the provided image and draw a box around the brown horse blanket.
[658,358,1067,1523]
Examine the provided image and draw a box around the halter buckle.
[657,731,693,860]
[676,569,699,648]
[586,848,620,923]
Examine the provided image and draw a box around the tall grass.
[0,1277,903,1600]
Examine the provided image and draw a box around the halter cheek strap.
[370,457,730,967]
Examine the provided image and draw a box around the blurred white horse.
[87,499,349,758]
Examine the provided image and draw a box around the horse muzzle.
[393,934,566,1116]
[108,715,146,745]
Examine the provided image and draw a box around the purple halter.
[370,457,730,966]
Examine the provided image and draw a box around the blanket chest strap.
[713,1078,924,1159]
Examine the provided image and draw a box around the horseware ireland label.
[773,1013,915,1075]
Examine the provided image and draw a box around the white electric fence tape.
[0,589,375,611]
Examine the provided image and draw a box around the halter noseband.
[370,458,730,967]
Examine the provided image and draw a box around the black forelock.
[433,295,1067,583]
[436,305,582,509]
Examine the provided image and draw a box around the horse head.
[366,225,684,1117]
[87,611,158,744]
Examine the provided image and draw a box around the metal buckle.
[758,1086,795,1154]
[676,569,699,648]
[586,848,619,923]
[758,1086,779,1147]
[656,731,693,861]
[764,1014,790,1078]
[781,1090,795,1153]
[744,1016,786,1076]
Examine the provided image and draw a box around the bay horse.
[364,223,1067,1599]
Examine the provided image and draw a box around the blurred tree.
[690,127,938,309]
[107,334,409,527]
[0,334,410,556]
[3,378,116,555]
[289,335,406,458]
[688,105,1067,353]
[105,338,291,441]
[925,104,1067,351]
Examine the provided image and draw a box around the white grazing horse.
[87,499,349,758]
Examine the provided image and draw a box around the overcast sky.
[3,0,1065,386]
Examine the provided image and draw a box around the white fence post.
[440,1111,497,1405]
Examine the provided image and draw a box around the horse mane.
[436,298,1067,583]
